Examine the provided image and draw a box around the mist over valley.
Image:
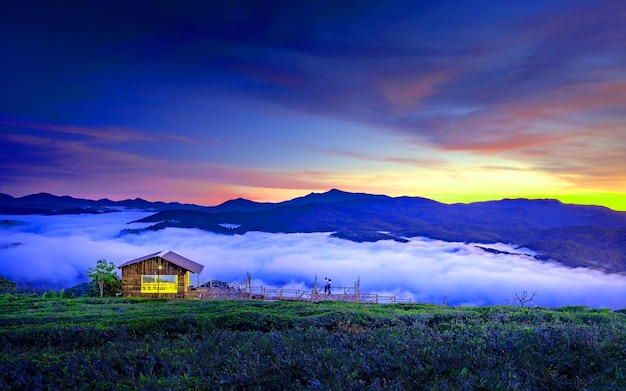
[1,190,626,308]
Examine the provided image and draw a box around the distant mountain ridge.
[0,192,209,215]
[1,189,625,273]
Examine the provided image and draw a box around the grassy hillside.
[1,295,625,390]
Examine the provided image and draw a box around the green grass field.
[1,295,625,390]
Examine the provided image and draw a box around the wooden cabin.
[118,250,204,298]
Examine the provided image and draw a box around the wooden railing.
[189,286,412,304]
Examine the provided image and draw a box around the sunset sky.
[1,1,625,210]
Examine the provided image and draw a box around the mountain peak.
[209,197,273,213]
[287,188,382,206]
[217,197,256,207]
[325,188,348,195]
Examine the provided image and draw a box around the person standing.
[327,278,332,295]
[323,277,328,294]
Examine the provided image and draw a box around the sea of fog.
[1,210,626,309]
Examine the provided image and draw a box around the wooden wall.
[120,257,191,298]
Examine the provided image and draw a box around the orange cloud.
[305,146,447,169]
[0,118,156,143]
[429,77,626,153]
[381,72,451,113]
[441,130,575,153]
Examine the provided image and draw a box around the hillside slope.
[2,189,626,273]
[133,190,626,273]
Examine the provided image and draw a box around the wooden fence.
[190,285,412,304]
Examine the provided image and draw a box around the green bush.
[0,298,625,390]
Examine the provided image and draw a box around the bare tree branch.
[512,291,537,307]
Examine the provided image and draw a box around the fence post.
[247,271,252,300]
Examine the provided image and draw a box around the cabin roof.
[118,250,204,274]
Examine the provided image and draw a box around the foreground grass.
[0,295,625,390]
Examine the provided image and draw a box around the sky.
[1,0,625,209]
[3,211,626,309]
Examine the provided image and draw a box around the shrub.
[0,298,625,390]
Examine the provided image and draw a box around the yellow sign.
[141,275,178,293]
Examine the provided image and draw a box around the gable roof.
[118,250,204,274]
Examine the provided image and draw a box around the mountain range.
[1,189,625,274]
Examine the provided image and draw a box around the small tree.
[510,291,537,307]
[86,259,121,297]
[0,275,17,294]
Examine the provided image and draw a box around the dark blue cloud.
[3,0,622,125]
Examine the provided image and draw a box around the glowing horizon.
[2,187,624,213]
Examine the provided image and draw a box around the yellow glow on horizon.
[180,181,626,211]
[422,192,624,211]
[551,193,626,212]
[179,164,625,212]
[221,187,626,212]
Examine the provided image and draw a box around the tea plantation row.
[1,295,625,390]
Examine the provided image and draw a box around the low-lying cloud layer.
[2,211,626,309]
